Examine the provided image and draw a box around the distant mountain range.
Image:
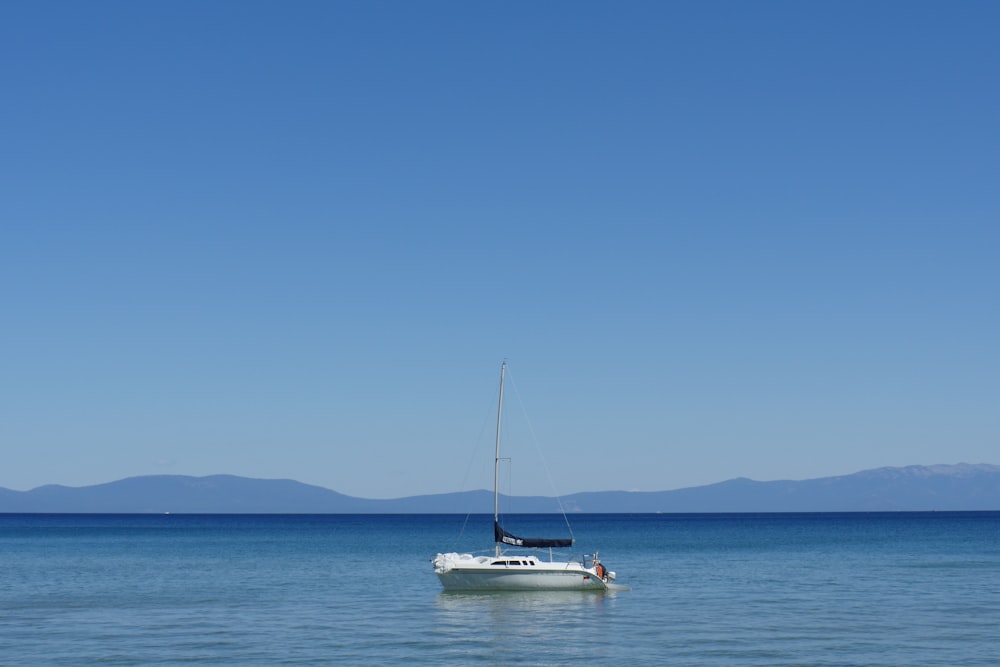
[2,464,999,513]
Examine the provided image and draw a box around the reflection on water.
[431,590,623,664]
[436,589,617,613]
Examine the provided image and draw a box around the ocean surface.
[2,512,999,665]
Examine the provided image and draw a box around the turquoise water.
[2,513,999,665]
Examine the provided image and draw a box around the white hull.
[433,553,612,591]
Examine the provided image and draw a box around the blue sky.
[2,1,998,498]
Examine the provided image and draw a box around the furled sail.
[494,522,573,549]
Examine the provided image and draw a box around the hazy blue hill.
[1,464,998,513]
[563,463,1000,512]
[4,475,369,514]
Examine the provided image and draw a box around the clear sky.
[2,1,998,498]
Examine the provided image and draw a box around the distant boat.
[432,361,620,591]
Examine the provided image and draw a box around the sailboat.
[432,361,619,591]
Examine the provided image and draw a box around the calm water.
[2,512,999,665]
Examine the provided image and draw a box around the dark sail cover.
[494,522,573,548]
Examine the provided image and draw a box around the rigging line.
[500,456,512,528]
[451,374,505,551]
[504,365,576,541]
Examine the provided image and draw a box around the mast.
[494,360,506,557]
[488,359,575,553]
